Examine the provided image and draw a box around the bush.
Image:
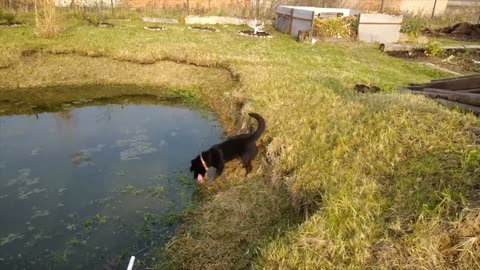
[313,15,358,39]
[0,9,17,24]
[401,15,426,38]
[424,41,443,57]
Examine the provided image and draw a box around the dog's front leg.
[215,162,225,178]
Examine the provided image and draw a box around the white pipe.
[127,256,135,270]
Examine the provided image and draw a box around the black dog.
[190,113,266,183]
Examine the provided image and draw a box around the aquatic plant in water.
[71,144,104,167]
[0,233,24,246]
[31,209,50,219]
[116,128,157,161]
[6,168,38,187]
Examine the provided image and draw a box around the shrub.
[424,41,443,57]
[34,0,61,37]
[313,15,358,39]
[401,15,426,38]
[0,9,17,24]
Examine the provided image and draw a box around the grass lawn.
[1,11,479,269]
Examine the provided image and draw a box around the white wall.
[400,0,449,15]
[54,0,121,7]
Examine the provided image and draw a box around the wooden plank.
[422,88,462,94]
[435,99,480,116]
[424,75,480,90]
[457,88,480,93]
[412,90,480,107]
[431,74,480,82]
[423,87,480,94]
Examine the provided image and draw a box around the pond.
[0,101,223,269]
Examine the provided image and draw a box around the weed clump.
[34,0,61,37]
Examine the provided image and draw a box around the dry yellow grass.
[34,0,60,37]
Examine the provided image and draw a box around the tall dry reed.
[34,0,60,37]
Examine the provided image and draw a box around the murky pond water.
[0,103,222,269]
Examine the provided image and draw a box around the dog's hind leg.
[215,161,225,178]
[241,145,257,175]
[212,147,225,178]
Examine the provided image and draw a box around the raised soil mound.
[423,23,480,40]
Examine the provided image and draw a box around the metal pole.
[431,0,438,19]
[127,256,135,270]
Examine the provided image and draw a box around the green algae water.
[0,102,222,269]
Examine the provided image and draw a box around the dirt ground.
[387,49,480,75]
[423,22,480,41]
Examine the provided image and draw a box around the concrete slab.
[184,16,246,25]
[142,17,179,24]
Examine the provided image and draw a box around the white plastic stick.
[127,256,135,270]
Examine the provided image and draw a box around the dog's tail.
[248,113,266,140]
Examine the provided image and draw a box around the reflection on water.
[0,104,222,269]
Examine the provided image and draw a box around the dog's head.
[190,154,207,183]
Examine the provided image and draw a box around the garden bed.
[238,30,272,38]
[0,21,24,27]
[188,26,219,32]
